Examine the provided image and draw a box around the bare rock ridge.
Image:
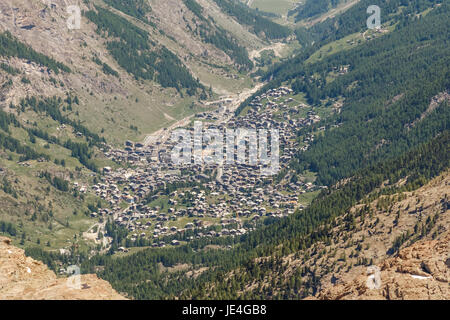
[313,233,450,300]
[0,237,126,300]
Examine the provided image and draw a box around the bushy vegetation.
[183,0,205,20]
[64,140,98,172]
[40,171,69,192]
[17,96,104,146]
[104,0,151,21]
[0,62,21,75]
[92,56,119,77]
[1,177,17,198]
[287,3,450,185]
[0,108,19,132]
[7,97,101,172]
[0,221,17,237]
[25,246,88,273]
[0,130,46,162]
[0,31,70,74]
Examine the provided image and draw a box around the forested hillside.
[288,2,449,185]
[244,0,449,185]
[0,32,70,74]
[182,0,253,70]
[236,0,443,115]
[0,95,109,252]
[0,0,278,146]
[85,5,203,94]
[293,0,441,46]
[0,0,299,265]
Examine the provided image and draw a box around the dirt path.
[163,112,175,122]
[226,83,265,113]
[362,29,368,40]
[143,115,194,147]
[82,220,105,245]
[249,42,286,61]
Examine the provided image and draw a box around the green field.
[297,189,320,206]
[248,0,297,16]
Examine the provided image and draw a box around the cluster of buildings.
[86,86,325,250]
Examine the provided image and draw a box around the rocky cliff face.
[312,233,450,300]
[0,237,126,300]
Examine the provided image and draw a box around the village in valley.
[81,86,327,253]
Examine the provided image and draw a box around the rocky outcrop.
[313,233,450,300]
[0,237,126,300]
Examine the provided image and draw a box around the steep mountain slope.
[1,0,188,144]
[0,99,110,252]
[274,168,449,299]
[313,232,449,300]
[0,236,126,299]
[251,0,449,186]
[148,0,254,70]
[292,0,440,46]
